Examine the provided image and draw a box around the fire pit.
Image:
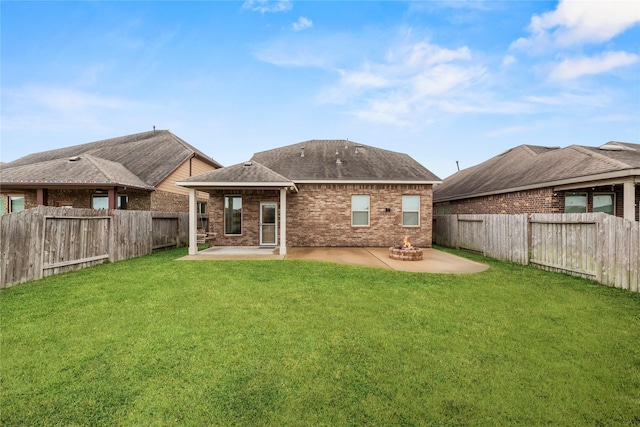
[389,236,423,261]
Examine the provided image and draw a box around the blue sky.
[2,1,639,179]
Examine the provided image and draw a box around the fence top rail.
[529,219,599,224]
[44,215,112,220]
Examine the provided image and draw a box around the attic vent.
[599,143,624,151]
[69,156,81,162]
[243,162,252,167]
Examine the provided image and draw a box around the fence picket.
[1,207,190,288]
[434,213,638,293]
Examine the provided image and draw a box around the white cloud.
[317,40,493,124]
[501,55,516,67]
[549,51,639,80]
[512,0,640,51]
[293,16,313,31]
[242,0,292,13]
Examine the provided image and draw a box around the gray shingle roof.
[2,130,222,188]
[180,161,293,184]
[1,154,152,190]
[250,140,440,182]
[434,141,640,202]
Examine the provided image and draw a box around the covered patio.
[177,161,297,256]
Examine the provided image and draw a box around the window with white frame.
[352,195,370,226]
[564,193,587,213]
[402,195,420,226]
[593,193,615,215]
[224,195,242,235]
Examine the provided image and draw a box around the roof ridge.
[571,145,633,169]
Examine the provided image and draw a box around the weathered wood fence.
[1,207,190,288]
[433,213,639,293]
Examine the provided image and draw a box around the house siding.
[156,157,216,197]
[207,184,434,247]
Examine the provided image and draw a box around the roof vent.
[300,147,305,157]
[599,143,624,151]
[336,158,342,164]
[69,156,81,162]
[243,161,252,167]
[355,144,363,154]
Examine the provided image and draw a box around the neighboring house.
[177,140,441,255]
[0,130,222,215]
[433,142,640,222]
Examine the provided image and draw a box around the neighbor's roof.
[0,154,153,190]
[434,141,640,202]
[251,140,441,182]
[1,130,222,189]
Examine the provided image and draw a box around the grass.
[1,247,639,426]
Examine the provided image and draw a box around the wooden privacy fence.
[1,206,189,288]
[433,213,639,293]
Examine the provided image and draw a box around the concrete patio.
[178,246,489,274]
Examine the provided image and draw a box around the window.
[93,194,128,210]
[402,195,420,226]
[225,195,242,235]
[92,195,109,210]
[593,193,615,215]
[9,196,25,213]
[117,195,128,210]
[564,193,587,213]
[197,201,207,214]
[352,195,370,226]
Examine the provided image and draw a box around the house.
[433,142,640,222]
[177,140,441,255]
[0,130,222,215]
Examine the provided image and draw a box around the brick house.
[434,142,640,222]
[0,130,222,215]
[177,140,441,255]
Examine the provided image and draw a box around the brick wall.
[150,190,209,213]
[441,188,559,215]
[207,184,434,247]
[436,184,639,221]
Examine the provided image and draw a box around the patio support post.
[280,188,287,255]
[623,180,636,221]
[188,188,198,255]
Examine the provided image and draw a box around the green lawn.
[1,247,639,426]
